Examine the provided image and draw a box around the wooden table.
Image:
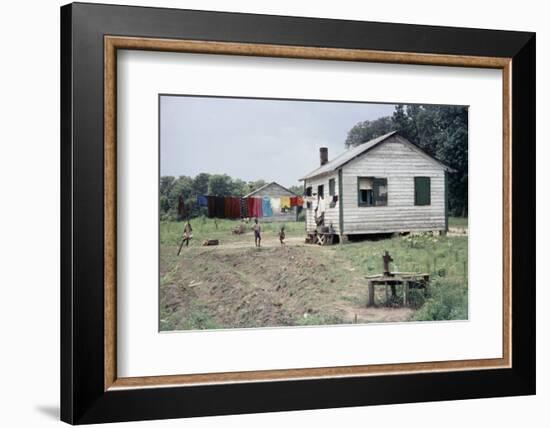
[366,273,429,307]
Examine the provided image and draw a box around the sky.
[160,95,396,188]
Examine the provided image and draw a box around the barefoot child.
[278,225,286,246]
[177,220,193,255]
[252,218,261,247]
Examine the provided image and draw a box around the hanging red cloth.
[290,196,298,207]
[230,197,241,218]
[224,197,232,218]
[247,197,255,218]
[247,197,263,218]
[255,197,263,217]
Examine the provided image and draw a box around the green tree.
[168,176,194,220]
[344,104,468,216]
[288,184,303,195]
[208,174,233,196]
[246,179,266,195]
[160,176,175,196]
[192,172,210,195]
[345,116,394,148]
[230,178,248,196]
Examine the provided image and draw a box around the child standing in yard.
[252,218,261,247]
[278,225,286,246]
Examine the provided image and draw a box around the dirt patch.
[160,242,413,331]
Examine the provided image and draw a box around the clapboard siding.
[303,134,448,235]
[341,136,446,234]
[304,172,340,233]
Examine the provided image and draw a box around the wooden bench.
[305,231,337,245]
[316,232,336,246]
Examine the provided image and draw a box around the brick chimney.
[320,147,328,166]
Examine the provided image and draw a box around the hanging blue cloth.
[196,195,208,207]
[262,196,273,217]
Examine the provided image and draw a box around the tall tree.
[345,104,468,216]
[208,174,233,196]
[288,184,304,195]
[160,176,175,197]
[192,172,210,195]
[345,116,394,148]
[231,178,248,196]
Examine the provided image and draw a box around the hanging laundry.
[280,196,291,209]
[262,196,273,217]
[207,196,216,218]
[196,195,208,207]
[224,197,232,218]
[255,197,263,218]
[241,197,249,218]
[270,197,281,213]
[290,196,298,207]
[247,197,255,218]
[296,196,304,206]
[247,197,263,218]
[214,196,225,218]
[317,196,326,213]
[230,197,241,218]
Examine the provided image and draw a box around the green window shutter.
[329,178,335,196]
[414,177,431,206]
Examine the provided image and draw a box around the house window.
[414,177,431,206]
[317,184,324,199]
[329,178,336,196]
[305,186,312,196]
[358,177,388,206]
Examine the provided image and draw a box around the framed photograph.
[61,2,535,424]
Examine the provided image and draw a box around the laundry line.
[195,194,304,219]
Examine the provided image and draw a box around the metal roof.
[299,131,453,181]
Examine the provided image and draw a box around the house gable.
[300,132,452,182]
[244,181,297,198]
[342,134,450,175]
[339,136,447,233]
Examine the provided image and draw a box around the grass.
[160,218,468,328]
[448,216,468,229]
[332,232,468,321]
[160,216,306,247]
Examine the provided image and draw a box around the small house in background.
[300,131,454,240]
[244,181,300,222]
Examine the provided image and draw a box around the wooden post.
[385,283,389,304]
[404,281,409,306]
[367,281,374,307]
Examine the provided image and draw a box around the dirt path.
[211,235,306,249]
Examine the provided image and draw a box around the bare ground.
[160,236,414,331]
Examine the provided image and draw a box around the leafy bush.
[412,280,467,321]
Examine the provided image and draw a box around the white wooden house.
[299,131,453,239]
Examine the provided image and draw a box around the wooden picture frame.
[61,2,535,424]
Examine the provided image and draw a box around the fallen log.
[202,239,219,246]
